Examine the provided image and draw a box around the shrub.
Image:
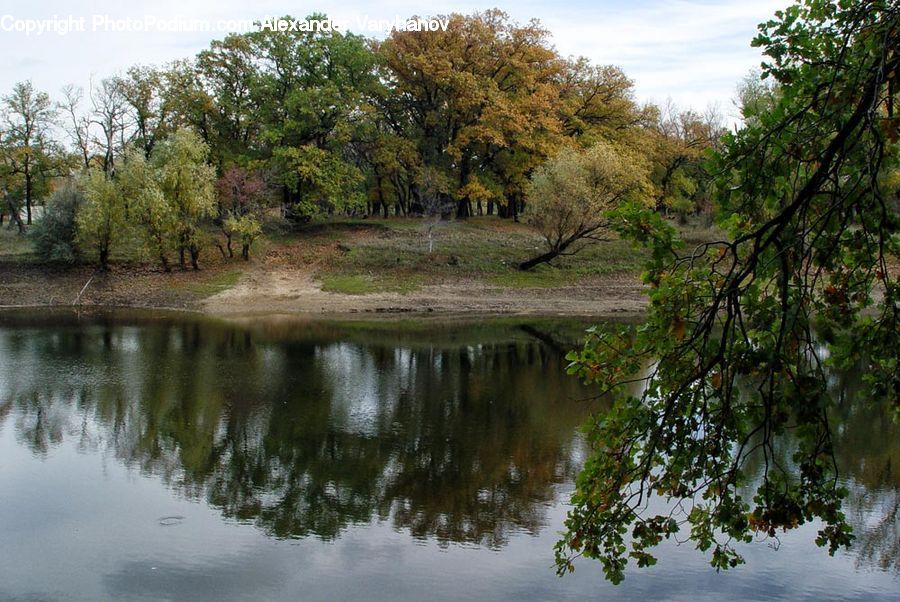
[31,181,83,264]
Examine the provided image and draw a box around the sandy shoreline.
[0,261,648,320]
[201,267,647,317]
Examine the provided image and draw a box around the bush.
[31,181,83,264]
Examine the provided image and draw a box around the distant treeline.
[1,11,726,224]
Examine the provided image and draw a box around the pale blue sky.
[0,0,786,121]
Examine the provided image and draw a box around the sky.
[0,0,787,122]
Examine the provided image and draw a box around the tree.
[59,84,93,170]
[735,69,779,128]
[159,59,218,147]
[151,128,216,270]
[0,140,26,233]
[117,147,174,271]
[648,100,723,218]
[273,145,365,221]
[519,141,651,270]
[215,165,268,259]
[77,169,126,270]
[377,11,564,219]
[31,180,83,263]
[223,214,261,260]
[119,65,172,157]
[556,0,898,583]
[89,77,129,175]
[196,34,259,167]
[1,81,57,225]
[242,15,377,221]
[557,59,651,142]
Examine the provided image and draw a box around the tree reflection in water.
[0,311,896,572]
[0,313,594,549]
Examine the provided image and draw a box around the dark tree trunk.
[519,235,578,271]
[392,174,408,216]
[457,153,472,219]
[99,247,109,271]
[456,198,470,219]
[5,195,24,234]
[25,175,33,225]
[518,248,562,271]
[281,185,291,219]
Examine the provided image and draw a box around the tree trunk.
[456,153,472,219]
[190,246,200,270]
[4,194,24,234]
[456,198,470,219]
[99,246,109,271]
[518,248,561,271]
[25,173,33,225]
[519,235,578,271]
[281,185,291,219]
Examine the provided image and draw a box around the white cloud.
[540,0,784,114]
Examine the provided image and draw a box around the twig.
[73,272,96,305]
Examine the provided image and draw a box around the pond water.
[0,309,897,601]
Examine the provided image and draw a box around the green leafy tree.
[520,141,651,270]
[273,145,364,221]
[223,214,261,260]
[241,16,376,221]
[77,169,126,270]
[158,59,217,147]
[556,0,899,583]
[118,147,175,271]
[735,69,780,128]
[119,65,172,157]
[151,128,216,270]
[196,35,259,167]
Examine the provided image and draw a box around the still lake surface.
[0,309,897,601]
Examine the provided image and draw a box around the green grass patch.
[319,272,423,295]
[312,217,653,292]
[0,228,37,260]
[178,269,242,296]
